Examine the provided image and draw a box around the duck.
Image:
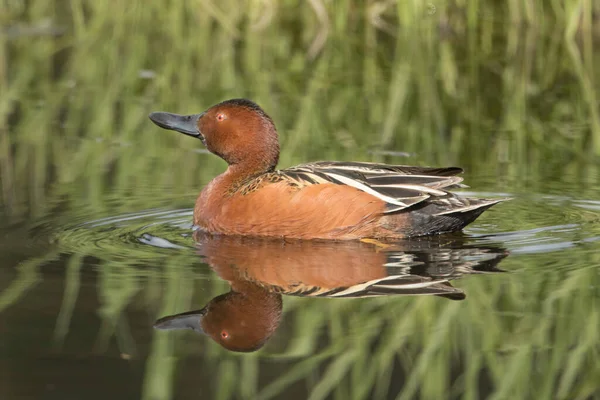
[149,98,506,240]
[153,233,508,352]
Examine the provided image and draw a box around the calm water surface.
[1,171,599,399]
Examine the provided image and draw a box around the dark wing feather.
[281,161,469,213]
[303,161,463,176]
[366,174,463,189]
[284,275,465,299]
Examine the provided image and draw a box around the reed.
[1,0,599,218]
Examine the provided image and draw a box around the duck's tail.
[402,197,509,237]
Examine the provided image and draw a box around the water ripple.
[50,193,600,261]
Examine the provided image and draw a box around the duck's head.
[153,286,282,353]
[149,99,280,171]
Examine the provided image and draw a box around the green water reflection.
[153,233,508,352]
[1,1,600,399]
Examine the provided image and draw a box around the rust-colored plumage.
[149,98,507,239]
[153,234,508,352]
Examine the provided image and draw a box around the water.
[2,172,599,399]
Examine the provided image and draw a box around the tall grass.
[1,1,600,399]
[1,0,599,218]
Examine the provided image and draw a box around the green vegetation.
[2,0,600,219]
[1,1,599,399]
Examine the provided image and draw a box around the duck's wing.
[282,275,466,300]
[303,161,464,178]
[279,161,468,213]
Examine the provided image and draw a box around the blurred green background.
[1,1,600,399]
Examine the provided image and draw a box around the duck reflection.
[154,232,508,352]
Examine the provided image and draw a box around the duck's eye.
[216,113,226,122]
[220,330,229,339]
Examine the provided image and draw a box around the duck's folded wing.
[284,275,465,300]
[301,161,464,177]
[282,161,467,213]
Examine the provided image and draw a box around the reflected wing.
[284,274,465,300]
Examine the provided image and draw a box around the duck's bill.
[148,112,203,139]
[153,308,207,335]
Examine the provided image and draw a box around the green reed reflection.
[1,1,600,400]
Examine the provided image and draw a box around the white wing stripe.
[327,276,451,297]
[370,184,447,196]
[323,172,409,207]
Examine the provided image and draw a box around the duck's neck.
[195,159,277,226]
[199,161,271,202]
[230,161,272,179]
[224,160,276,190]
